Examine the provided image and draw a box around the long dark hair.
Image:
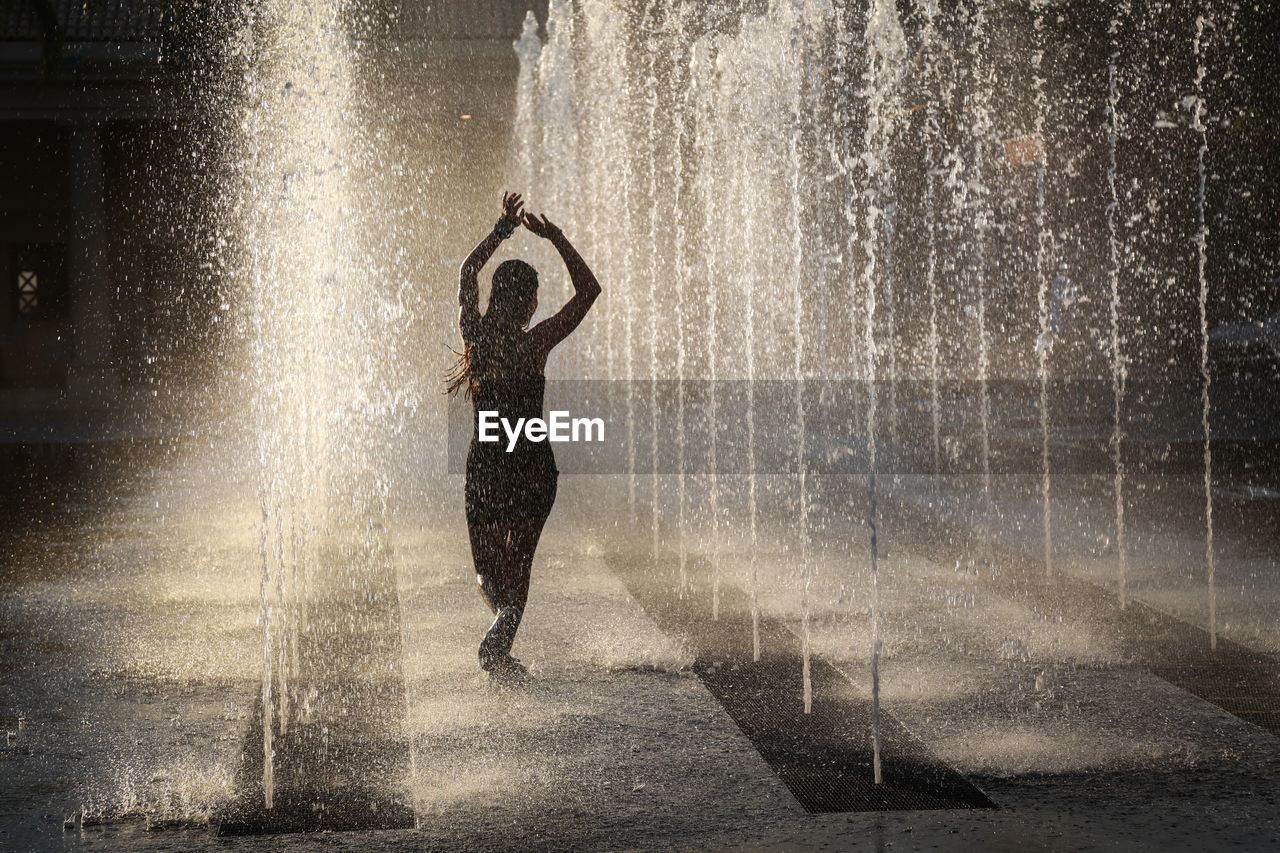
[446,259,539,398]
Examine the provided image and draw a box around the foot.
[478,605,523,669]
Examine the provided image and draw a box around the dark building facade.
[1,0,543,437]
[1,1,175,401]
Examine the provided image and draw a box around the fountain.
[511,0,1277,789]
[215,0,415,831]
[4,0,1279,847]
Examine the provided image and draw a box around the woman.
[447,191,601,681]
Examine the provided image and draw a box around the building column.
[66,119,118,397]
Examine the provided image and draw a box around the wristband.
[494,217,517,239]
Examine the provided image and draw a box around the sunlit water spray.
[883,202,899,446]
[581,6,619,375]
[856,0,907,781]
[736,48,758,630]
[536,0,581,227]
[673,17,695,596]
[229,0,410,810]
[692,30,724,611]
[1105,6,1130,607]
[917,0,944,495]
[645,0,665,565]
[569,0,642,523]
[511,15,541,199]
[504,0,1248,787]
[1032,0,1054,576]
[968,0,994,574]
[789,6,824,676]
[1193,10,1217,650]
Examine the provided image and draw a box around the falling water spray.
[1032,0,1054,575]
[237,0,360,806]
[511,14,541,196]
[582,4,627,378]
[1105,6,1130,608]
[783,0,826,696]
[615,4,638,527]
[674,21,697,596]
[920,0,944,495]
[737,96,758,629]
[857,0,907,783]
[544,2,576,195]
[691,32,724,611]
[883,202,899,446]
[969,0,994,572]
[646,0,664,564]
[1193,11,1217,650]
[230,0,411,810]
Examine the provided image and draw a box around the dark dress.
[464,333,559,528]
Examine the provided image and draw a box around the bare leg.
[504,516,549,613]
[468,521,508,616]
[477,515,550,670]
[472,520,522,673]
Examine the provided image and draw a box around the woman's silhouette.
[447,191,601,680]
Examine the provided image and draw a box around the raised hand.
[501,191,525,226]
[521,211,563,241]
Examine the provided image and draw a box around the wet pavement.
[1,443,1278,851]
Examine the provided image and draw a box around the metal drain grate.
[1148,661,1280,737]
[609,553,995,813]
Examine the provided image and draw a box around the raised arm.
[524,213,602,353]
[459,192,524,340]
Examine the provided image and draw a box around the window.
[8,244,67,322]
[16,270,38,316]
